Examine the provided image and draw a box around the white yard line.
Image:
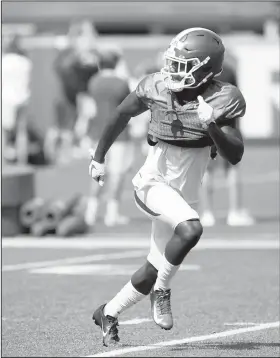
[2,251,146,272]
[28,264,200,276]
[224,322,260,326]
[119,318,153,325]
[2,238,279,250]
[119,319,263,327]
[85,321,280,357]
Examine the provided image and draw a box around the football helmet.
[161,28,225,92]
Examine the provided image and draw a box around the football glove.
[88,148,105,187]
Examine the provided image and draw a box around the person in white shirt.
[2,35,32,164]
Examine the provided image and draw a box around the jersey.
[216,63,239,129]
[136,72,246,147]
[88,71,131,142]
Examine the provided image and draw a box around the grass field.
[2,144,280,357]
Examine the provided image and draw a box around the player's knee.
[175,219,203,249]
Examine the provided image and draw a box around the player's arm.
[93,91,148,163]
[207,121,244,165]
[197,87,245,165]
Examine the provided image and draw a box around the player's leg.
[135,183,203,330]
[93,240,158,346]
[102,258,158,319]
[92,195,171,345]
[93,221,172,345]
[92,277,147,347]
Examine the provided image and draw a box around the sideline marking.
[2,251,146,272]
[2,238,279,250]
[29,264,200,275]
[85,321,280,357]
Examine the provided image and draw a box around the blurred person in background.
[86,47,133,228]
[44,20,99,163]
[89,28,246,346]
[2,35,32,165]
[199,61,255,227]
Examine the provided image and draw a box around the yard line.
[224,322,260,326]
[119,318,153,325]
[85,321,280,357]
[2,250,146,272]
[28,264,200,275]
[2,238,279,250]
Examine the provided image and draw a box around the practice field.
[2,144,280,357]
[2,220,279,358]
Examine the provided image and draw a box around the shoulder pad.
[135,72,163,108]
[213,82,246,126]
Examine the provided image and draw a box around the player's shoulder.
[135,72,164,98]
[213,80,244,102]
[210,80,246,122]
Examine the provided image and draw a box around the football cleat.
[92,304,120,347]
[150,287,173,330]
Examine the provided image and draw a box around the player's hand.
[88,149,105,187]
[197,95,215,129]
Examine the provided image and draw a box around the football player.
[89,28,245,346]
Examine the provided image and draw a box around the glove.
[88,148,105,187]
[197,95,215,129]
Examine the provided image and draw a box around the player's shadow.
[171,342,280,352]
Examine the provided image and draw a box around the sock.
[154,254,180,291]
[103,280,146,318]
[84,197,98,226]
[104,199,119,225]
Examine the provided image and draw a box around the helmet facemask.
[161,54,213,92]
[161,52,214,92]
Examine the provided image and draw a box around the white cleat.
[150,287,173,330]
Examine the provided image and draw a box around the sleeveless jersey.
[135,72,246,147]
